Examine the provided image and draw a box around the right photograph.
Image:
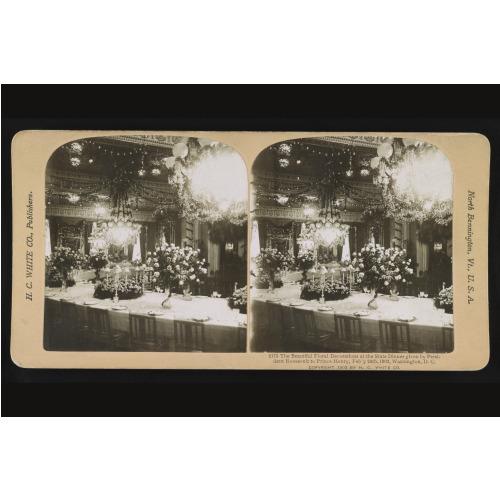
[250,136,454,353]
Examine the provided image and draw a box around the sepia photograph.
[250,136,454,353]
[43,135,248,352]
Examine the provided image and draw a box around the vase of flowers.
[253,248,293,294]
[436,285,453,314]
[352,243,415,306]
[149,243,208,298]
[46,246,84,292]
[296,249,315,283]
[88,250,108,282]
[93,276,144,300]
[228,286,247,314]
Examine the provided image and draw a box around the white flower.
[190,274,196,280]
[196,278,200,282]
[380,265,385,271]
[395,275,401,280]
[154,262,159,268]
[402,279,406,282]
[179,280,184,286]
[359,272,365,278]
[152,278,157,283]
[202,268,207,274]
[384,281,389,286]
[408,258,411,263]
[359,263,364,269]
[408,269,413,274]
[154,272,160,277]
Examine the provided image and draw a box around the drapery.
[45,219,51,257]
[250,220,260,273]
[341,232,351,262]
[132,233,142,262]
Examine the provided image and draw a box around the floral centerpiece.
[149,243,208,298]
[88,250,108,281]
[45,246,84,289]
[252,248,294,291]
[300,279,350,301]
[93,276,144,300]
[435,285,453,313]
[227,286,247,314]
[352,243,415,301]
[295,249,315,283]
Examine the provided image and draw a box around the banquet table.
[250,284,454,353]
[45,283,247,352]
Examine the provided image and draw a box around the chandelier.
[373,138,453,225]
[98,166,141,247]
[301,174,350,248]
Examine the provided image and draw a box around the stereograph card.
[10,131,490,370]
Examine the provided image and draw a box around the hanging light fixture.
[98,164,141,247]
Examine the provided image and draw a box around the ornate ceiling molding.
[311,136,385,148]
[252,206,363,223]
[111,135,176,149]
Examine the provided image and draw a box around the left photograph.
[44,135,248,352]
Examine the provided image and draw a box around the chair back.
[60,301,78,333]
[335,314,363,342]
[441,326,454,353]
[293,308,317,338]
[88,307,111,336]
[236,326,247,352]
[129,313,161,350]
[379,320,411,352]
[174,320,206,352]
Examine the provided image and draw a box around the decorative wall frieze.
[46,205,156,222]
[252,206,363,223]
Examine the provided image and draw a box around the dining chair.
[44,298,64,350]
[236,326,247,353]
[292,308,332,352]
[174,320,206,352]
[378,320,419,353]
[441,326,454,353]
[129,313,168,351]
[87,307,127,351]
[335,314,372,352]
[60,300,89,350]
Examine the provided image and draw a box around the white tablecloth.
[251,284,453,353]
[45,284,247,352]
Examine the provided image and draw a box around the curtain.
[45,219,51,257]
[341,232,351,262]
[250,221,260,273]
[132,233,142,262]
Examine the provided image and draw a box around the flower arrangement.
[227,286,247,314]
[300,279,350,301]
[88,250,108,280]
[45,246,84,285]
[352,243,415,295]
[148,243,208,295]
[435,285,453,313]
[295,249,315,282]
[252,248,293,289]
[93,276,144,300]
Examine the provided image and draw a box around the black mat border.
[3,84,499,416]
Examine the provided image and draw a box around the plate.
[148,310,164,316]
[266,298,281,303]
[60,297,76,302]
[112,305,128,310]
[192,316,211,322]
[194,295,209,299]
[398,315,416,322]
[317,306,333,312]
[290,301,304,307]
[353,311,370,317]
[45,293,56,297]
[84,300,97,305]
